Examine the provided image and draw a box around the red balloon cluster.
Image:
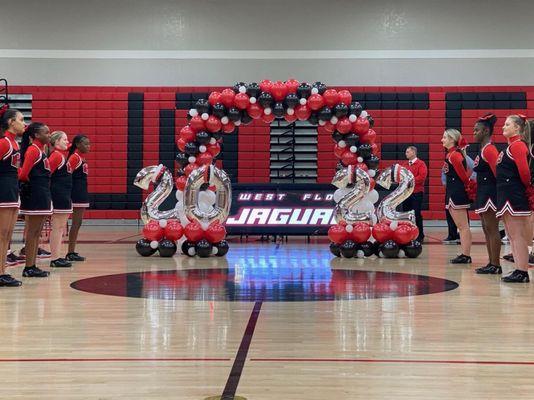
[142,219,184,243]
[184,221,227,244]
[373,220,419,245]
[328,222,371,244]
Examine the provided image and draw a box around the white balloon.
[366,189,380,204]
[175,190,183,201]
[398,249,406,258]
[356,250,365,258]
[188,156,196,164]
[345,224,354,233]
[264,107,272,115]
[348,114,357,123]
[150,240,159,249]
[299,98,307,105]
[239,85,246,94]
[287,108,295,115]
[199,145,207,153]
[235,120,241,126]
[187,247,196,256]
[189,109,198,117]
[249,96,257,104]
[368,169,376,178]
[371,214,378,225]
[318,120,326,126]
[201,113,209,121]
[379,251,384,258]
[338,140,347,148]
[333,188,351,203]
[209,137,217,145]
[357,157,363,163]
[360,110,368,118]
[330,116,338,124]
[350,146,357,153]
[311,88,319,95]
[221,116,229,125]
[212,247,219,255]
[158,219,168,228]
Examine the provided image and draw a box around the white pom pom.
[398,249,406,258]
[287,108,295,116]
[189,109,198,117]
[357,157,363,163]
[345,224,354,233]
[212,247,219,255]
[188,156,196,164]
[187,247,196,256]
[220,116,229,125]
[249,96,257,104]
[199,145,207,153]
[299,98,307,105]
[350,146,357,153]
[330,116,338,124]
[235,120,241,126]
[264,107,272,115]
[318,120,326,126]
[201,113,209,121]
[150,241,159,250]
[338,140,347,148]
[158,219,168,228]
[311,88,319,95]
[349,114,357,123]
[360,110,368,118]
[239,85,246,94]
[368,169,376,178]
[356,250,365,258]
[390,221,399,231]
[210,137,217,145]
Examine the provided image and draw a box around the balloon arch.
[134,79,422,259]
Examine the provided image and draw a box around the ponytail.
[68,134,88,157]
[509,114,531,152]
[444,128,467,158]
[476,113,497,135]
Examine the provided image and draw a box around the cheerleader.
[496,115,532,283]
[0,108,25,286]
[18,122,52,277]
[66,135,90,262]
[441,128,473,264]
[472,114,502,274]
[49,131,77,268]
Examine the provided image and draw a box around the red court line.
[250,358,534,366]
[0,358,230,363]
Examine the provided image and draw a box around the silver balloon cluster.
[332,165,372,223]
[375,164,415,224]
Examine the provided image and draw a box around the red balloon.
[208,91,221,106]
[143,220,164,242]
[221,121,235,133]
[189,116,205,132]
[205,116,222,133]
[261,113,275,124]
[350,222,371,243]
[184,221,204,242]
[271,81,288,101]
[307,94,325,111]
[341,150,358,166]
[285,79,300,94]
[336,117,352,134]
[353,117,370,134]
[175,176,187,191]
[285,113,297,123]
[338,90,352,105]
[323,89,339,108]
[164,219,184,241]
[360,128,377,144]
[197,152,214,165]
[184,163,198,176]
[259,79,273,94]
[247,103,263,119]
[207,142,221,156]
[371,143,379,155]
[220,89,236,108]
[323,121,336,133]
[295,104,312,121]
[356,162,368,171]
[179,126,195,142]
[176,138,187,152]
[392,224,414,245]
[205,222,227,243]
[234,92,250,109]
[328,224,349,244]
[334,144,346,158]
[372,222,393,243]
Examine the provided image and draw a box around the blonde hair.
[444,128,466,157]
[50,131,67,146]
[508,115,531,152]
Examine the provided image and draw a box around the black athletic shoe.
[503,253,514,262]
[5,252,23,267]
[50,258,72,268]
[475,264,502,275]
[501,269,530,283]
[0,274,22,287]
[450,254,472,264]
[442,236,460,245]
[22,266,50,278]
[65,252,86,262]
[19,247,51,259]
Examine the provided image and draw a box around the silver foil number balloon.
[331,165,372,224]
[133,164,177,224]
[184,165,232,225]
[375,163,415,224]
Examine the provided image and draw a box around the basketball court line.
[250,358,534,366]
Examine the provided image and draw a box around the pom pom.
[158,219,168,228]
[189,109,198,117]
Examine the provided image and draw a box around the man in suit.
[403,146,428,242]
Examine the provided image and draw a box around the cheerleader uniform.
[0,131,21,208]
[473,142,499,214]
[495,135,531,217]
[443,147,471,209]
[19,139,52,215]
[49,149,77,213]
[69,150,89,208]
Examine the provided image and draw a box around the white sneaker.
[501,236,510,244]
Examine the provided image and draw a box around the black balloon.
[211,132,222,141]
[318,106,332,121]
[196,239,213,258]
[284,93,299,108]
[246,82,261,98]
[185,142,199,156]
[175,152,189,167]
[232,81,247,94]
[330,242,341,257]
[367,115,375,128]
[332,131,343,143]
[195,99,210,114]
[334,103,349,118]
[381,240,400,258]
[308,112,319,125]
[212,103,226,118]
[345,133,359,147]
[195,131,210,145]
[403,240,423,258]
[297,82,312,99]
[241,112,253,125]
[158,239,177,257]
[340,240,357,258]
[358,144,372,160]
[181,240,196,257]
[312,81,327,95]
[135,239,157,257]
[360,241,375,257]
[336,161,344,171]
[273,102,285,118]
[258,92,274,108]
[175,168,185,177]
[227,107,241,122]
[214,240,229,257]
[372,241,382,257]
[366,155,380,170]
[349,101,363,117]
